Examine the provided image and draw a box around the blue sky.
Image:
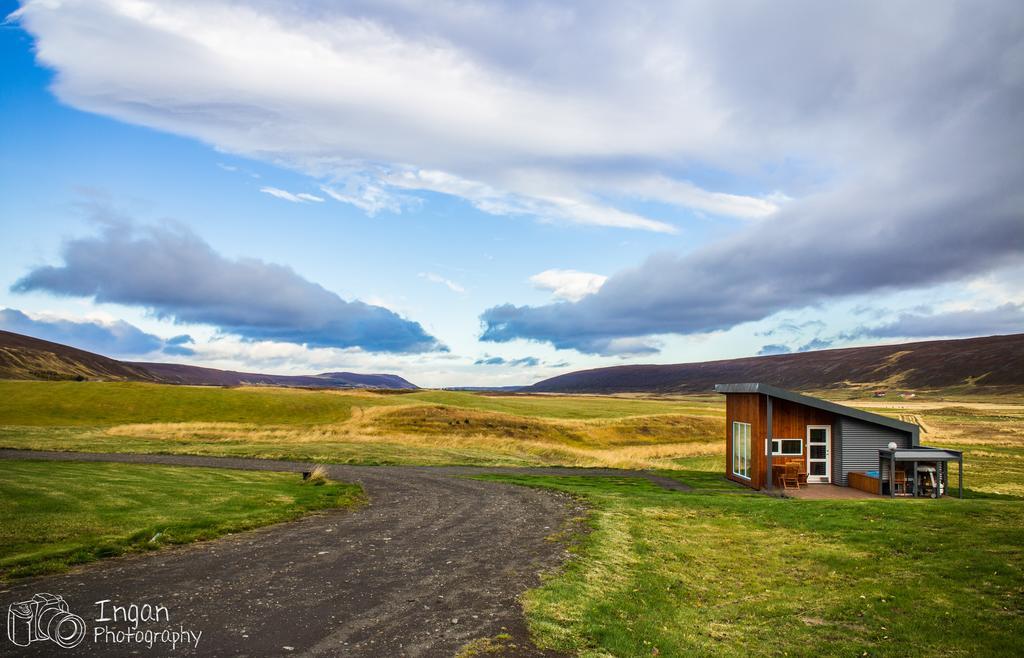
[1,1,1021,387]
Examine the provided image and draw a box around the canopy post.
[889,453,896,498]
[878,453,883,492]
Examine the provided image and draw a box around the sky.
[0,0,1022,388]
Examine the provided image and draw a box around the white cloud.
[259,187,323,203]
[155,335,569,389]
[218,162,260,178]
[320,180,414,215]
[12,0,1023,357]
[530,269,608,302]
[419,272,466,294]
[386,169,679,233]
[964,266,1024,306]
[613,175,781,220]
[12,0,795,233]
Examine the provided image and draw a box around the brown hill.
[135,362,418,389]
[0,330,160,382]
[0,331,418,389]
[528,334,1024,394]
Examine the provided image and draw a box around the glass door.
[806,426,831,483]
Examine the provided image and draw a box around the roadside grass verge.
[477,474,1024,657]
[0,460,363,580]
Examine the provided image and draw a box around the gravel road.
[0,450,685,657]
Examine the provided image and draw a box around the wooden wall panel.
[725,393,766,488]
[771,398,835,438]
[724,393,838,489]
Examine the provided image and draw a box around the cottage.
[715,383,963,497]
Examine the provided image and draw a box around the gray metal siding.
[836,417,912,486]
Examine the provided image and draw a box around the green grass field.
[478,473,1024,657]
[0,460,363,580]
[0,380,407,425]
[0,381,724,469]
[1,381,1022,655]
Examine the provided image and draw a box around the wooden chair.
[893,470,907,495]
[796,462,809,487]
[773,464,786,488]
[781,462,800,490]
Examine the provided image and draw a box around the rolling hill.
[0,330,161,382]
[135,362,417,389]
[0,331,418,389]
[528,333,1024,394]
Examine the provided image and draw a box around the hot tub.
[848,471,881,495]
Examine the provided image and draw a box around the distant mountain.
[135,362,418,389]
[315,372,418,390]
[0,331,418,389]
[442,386,526,392]
[527,334,1024,394]
[0,330,161,382]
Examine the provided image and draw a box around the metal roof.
[714,382,920,441]
[880,447,962,461]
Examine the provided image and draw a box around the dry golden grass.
[88,393,1024,489]
[98,401,724,469]
[923,419,1024,447]
[303,464,329,485]
[372,405,585,444]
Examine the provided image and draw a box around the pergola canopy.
[879,447,962,461]
[879,446,964,498]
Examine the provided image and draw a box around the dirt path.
[0,451,686,657]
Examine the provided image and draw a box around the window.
[771,439,803,456]
[732,421,751,479]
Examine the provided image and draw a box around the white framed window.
[771,438,803,456]
[732,421,751,479]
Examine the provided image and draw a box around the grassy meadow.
[1,380,1023,655]
[0,381,1020,485]
[0,460,363,580]
[480,473,1023,657]
[0,381,723,468]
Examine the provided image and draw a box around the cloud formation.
[757,344,791,356]
[10,1,1024,355]
[479,8,1024,353]
[162,333,196,357]
[260,187,324,203]
[530,269,608,302]
[12,0,795,232]
[797,338,833,352]
[473,355,542,367]
[12,220,445,353]
[850,303,1024,339]
[0,307,175,356]
[419,272,466,294]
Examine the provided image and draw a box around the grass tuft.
[304,464,329,485]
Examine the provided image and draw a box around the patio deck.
[784,484,880,500]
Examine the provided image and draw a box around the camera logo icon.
[7,593,86,649]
